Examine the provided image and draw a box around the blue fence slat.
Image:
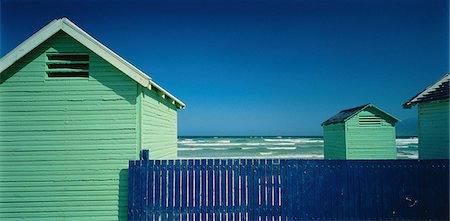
[233,159,240,221]
[220,159,227,221]
[201,159,207,221]
[213,159,220,221]
[251,159,259,221]
[167,160,174,221]
[273,160,280,220]
[240,159,248,221]
[226,160,234,220]
[148,160,154,221]
[258,159,265,220]
[181,160,188,221]
[128,161,135,220]
[153,161,161,220]
[135,160,143,221]
[194,160,201,220]
[160,160,167,221]
[174,160,181,220]
[207,159,214,221]
[141,158,148,220]
[187,160,194,220]
[266,160,273,220]
[246,159,252,220]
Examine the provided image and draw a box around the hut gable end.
[0,17,185,109]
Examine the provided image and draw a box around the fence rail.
[128,151,449,220]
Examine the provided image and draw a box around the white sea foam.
[266,147,297,150]
[178,139,197,144]
[396,137,418,148]
[180,142,295,147]
[264,138,323,143]
[259,152,273,155]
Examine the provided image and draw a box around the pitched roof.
[403,73,449,109]
[0,18,185,109]
[321,103,399,126]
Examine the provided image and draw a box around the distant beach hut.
[322,104,399,159]
[0,18,185,220]
[403,73,449,159]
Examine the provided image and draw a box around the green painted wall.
[345,110,397,159]
[418,100,450,159]
[323,109,396,160]
[0,31,178,220]
[141,87,178,159]
[323,123,346,159]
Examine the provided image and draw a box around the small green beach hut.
[322,104,399,160]
[0,18,185,220]
[403,73,449,159]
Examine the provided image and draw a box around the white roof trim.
[403,73,449,108]
[0,18,185,109]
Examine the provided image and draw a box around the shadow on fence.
[128,151,449,220]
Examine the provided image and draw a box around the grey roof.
[321,103,399,126]
[403,73,450,109]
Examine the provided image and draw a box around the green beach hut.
[0,18,185,220]
[322,104,399,160]
[403,73,449,159]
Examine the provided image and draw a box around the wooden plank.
[220,159,227,221]
[240,159,248,221]
[249,159,257,221]
[194,160,201,220]
[207,159,214,221]
[214,159,220,221]
[181,160,188,221]
[160,160,168,221]
[141,158,148,221]
[127,161,135,221]
[227,159,233,221]
[280,160,289,221]
[261,159,267,220]
[148,160,154,221]
[188,160,194,220]
[201,159,207,221]
[233,159,240,221]
[135,160,142,221]
[167,160,174,221]
[273,160,280,220]
[266,160,273,220]
[174,160,181,220]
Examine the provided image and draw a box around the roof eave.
[402,73,450,109]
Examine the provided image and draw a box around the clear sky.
[1,0,448,136]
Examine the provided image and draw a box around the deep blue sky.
[1,0,448,136]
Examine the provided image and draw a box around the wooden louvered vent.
[46,53,89,78]
[359,115,381,127]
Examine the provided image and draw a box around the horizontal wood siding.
[323,123,346,159]
[345,111,397,159]
[141,87,178,159]
[418,100,450,159]
[0,31,138,220]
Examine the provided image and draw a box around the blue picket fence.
[128,151,449,220]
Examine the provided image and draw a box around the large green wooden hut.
[322,104,399,160]
[403,73,449,159]
[0,18,185,220]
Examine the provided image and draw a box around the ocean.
[178,136,419,159]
